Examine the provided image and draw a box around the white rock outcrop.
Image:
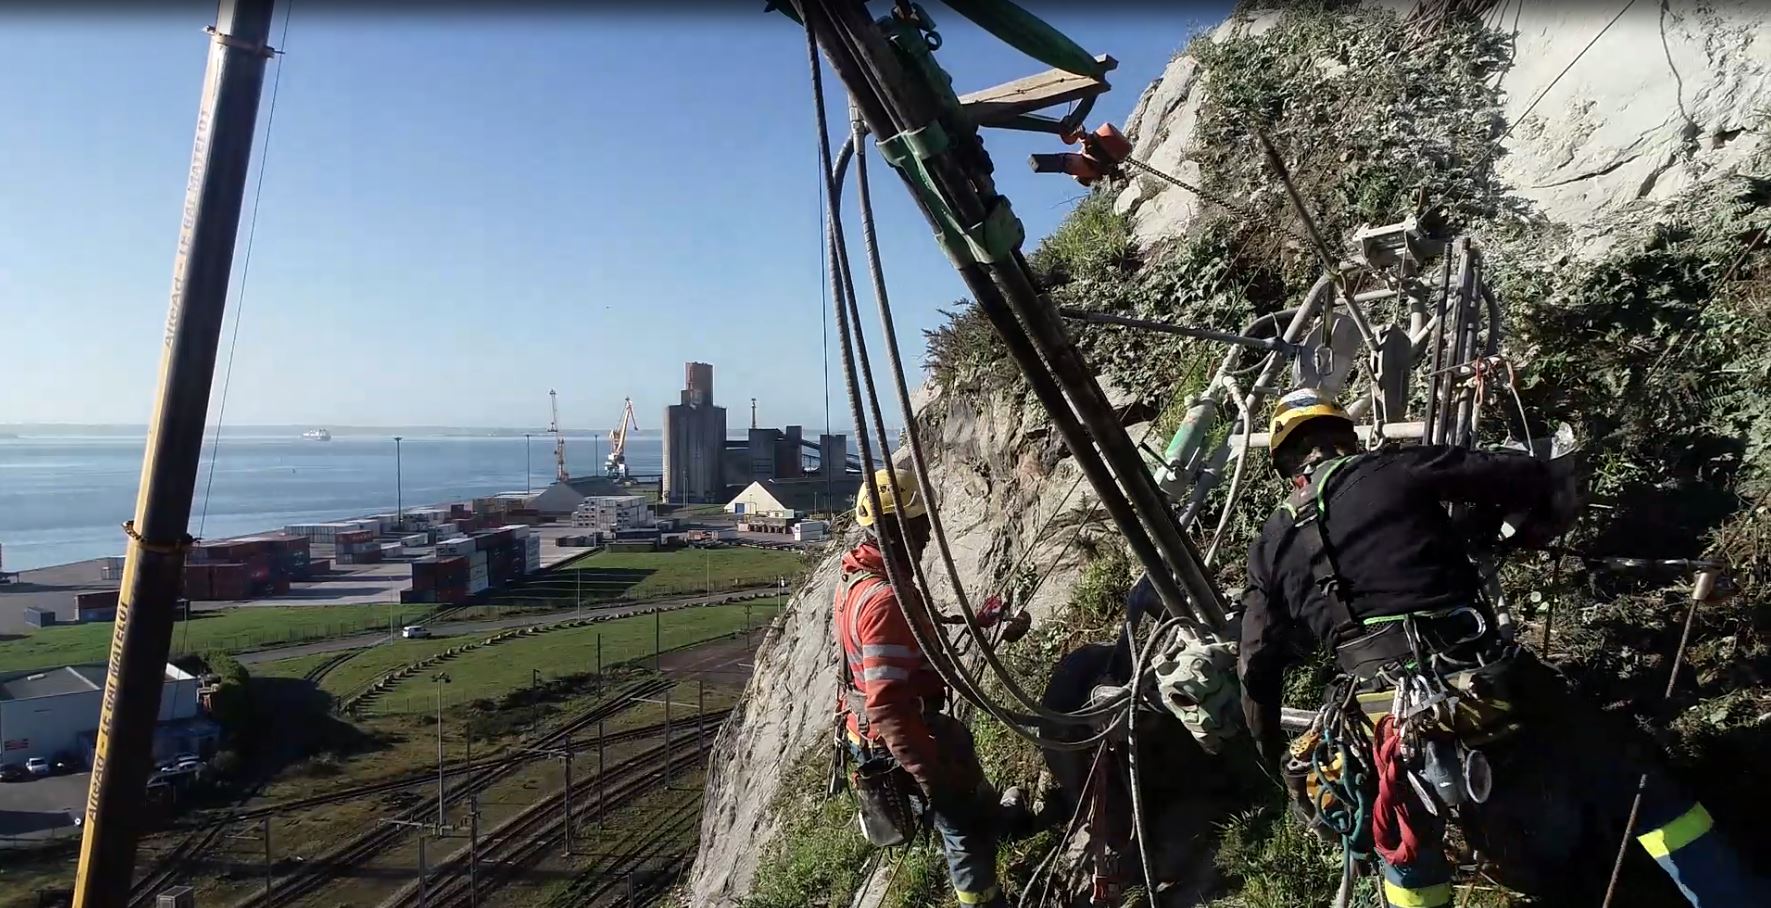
[1116,0,1771,249]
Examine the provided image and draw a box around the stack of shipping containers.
[402,524,538,604]
[183,535,310,600]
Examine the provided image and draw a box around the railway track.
[239,677,676,908]
[411,733,713,908]
[553,788,703,907]
[228,712,728,820]
[301,649,360,685]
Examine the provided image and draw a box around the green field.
[0,603,434,674]
[530,546,804,602]
[364,602,780,714]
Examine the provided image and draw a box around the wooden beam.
[960,54,1117,126]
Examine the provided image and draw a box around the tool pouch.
[852,754,916,847]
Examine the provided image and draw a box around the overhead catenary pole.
[72,2,278,903]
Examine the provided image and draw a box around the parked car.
[25,757,50,776]
[0,764,27,783]
[401,625,431,639]
[50,753,77,775]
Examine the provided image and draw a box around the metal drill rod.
[74,2,276,902]
[1058,307,1309,356]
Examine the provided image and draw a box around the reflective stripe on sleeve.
[862,665,911,682]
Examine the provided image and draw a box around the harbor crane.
[549,389,569,483]
[607,397,639,480]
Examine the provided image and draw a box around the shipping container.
[183,564,212,600]
[76,590,120,611]
[78,606,118,624]
[23,607,56,628]
[381,543,404,557]
[400,533,429,548]
[308,558,331,575]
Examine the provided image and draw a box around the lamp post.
[523,433,533,494]
[432,672,451,828]
[394,436,404,523]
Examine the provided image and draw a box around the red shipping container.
[245,555,272,582]
[308,558,331,575]
[272,575,291,595]
[183,565,212,600]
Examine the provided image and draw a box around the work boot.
[997,785,1035,841]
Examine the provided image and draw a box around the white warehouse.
[0,663,205,767]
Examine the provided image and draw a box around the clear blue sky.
[0,3,1227,433]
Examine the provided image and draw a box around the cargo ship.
[301,428,331,441]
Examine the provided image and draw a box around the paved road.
[233,586,780,666]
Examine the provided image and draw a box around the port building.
[0,663,212,767]
[663,362,728,503]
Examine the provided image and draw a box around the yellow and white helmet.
[855,468,927,528]
[1268,387,1354,454]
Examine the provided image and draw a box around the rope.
[1600,577,1710,907]
[1018,743,1109,907]
[1125,617,1184,905]
[1494,0,1639,146]
[196,0,294,544]
[1371,715,1426,868]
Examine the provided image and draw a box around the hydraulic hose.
[815,0,1225,631]
[804,11,1120,749]
[799,0,1199,632]
[849,118,1130,726]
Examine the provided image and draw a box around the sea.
[0,433,666,573]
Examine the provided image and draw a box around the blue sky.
[0,3,1227,433]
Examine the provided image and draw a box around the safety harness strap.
[1283,455,1364,640]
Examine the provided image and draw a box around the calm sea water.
[0,433,666,572]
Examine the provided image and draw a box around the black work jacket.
[1237,445,1552,754]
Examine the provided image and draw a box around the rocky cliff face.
[688,2,1771,904]
[688,384,1132,906]
[1118,0,1771,253]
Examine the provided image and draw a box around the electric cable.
[1493,0,1639,147]
[196,0,294,541]
[187,0,293,660]
[1203,378,1256,567]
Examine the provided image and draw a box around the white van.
[401,625,431,639]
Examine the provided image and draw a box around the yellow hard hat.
[1269,387,1353,454]
[855,468,927,528]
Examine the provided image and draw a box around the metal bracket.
[205,25,277,58]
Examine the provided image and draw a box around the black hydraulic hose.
[811,0,1222,631]
[804,11,1118,747]
[1439,240,1471,446]
[801,0,1200,629]
[1454,251,1484,447]
[850,121,1124,726]
[1423,243,1453,443]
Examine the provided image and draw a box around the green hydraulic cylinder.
[1153,396,1219,502]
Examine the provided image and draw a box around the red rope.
[1371,715,1426,867]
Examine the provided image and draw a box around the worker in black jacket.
[1237,387,1762,907]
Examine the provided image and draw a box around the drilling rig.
[607,397,639,482]
[549,389,569,483]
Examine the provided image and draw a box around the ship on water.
[301,428,331,441]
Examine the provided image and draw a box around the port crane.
[549,389,569,483]
[607,397,639,480]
